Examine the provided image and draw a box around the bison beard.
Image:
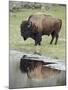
[20,14,62,45]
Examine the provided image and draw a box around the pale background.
[0,0,68,90]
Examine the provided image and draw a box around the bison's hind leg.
[50,32,55,44]
[55,34,59,45]
[50,32,59,45]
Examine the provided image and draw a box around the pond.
[9,50,66,89]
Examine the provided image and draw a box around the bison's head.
[20,20,32,40]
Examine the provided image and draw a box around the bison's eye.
[27,24,30,28]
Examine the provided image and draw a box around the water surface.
[9,50,66,89]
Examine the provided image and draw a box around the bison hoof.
[35,43,41,46]
[55,43,57,45]
[50,42,52,44]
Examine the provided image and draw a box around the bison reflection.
[20,55,60,79]
[20,14,62,45]
[20,55,44,78]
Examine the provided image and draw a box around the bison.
[20,14,62,45]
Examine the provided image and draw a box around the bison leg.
[35,41,41,45]
[55,34,59,45]
[35,32,42,46]
[50,33,55,44]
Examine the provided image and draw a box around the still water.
[9,50,66,89]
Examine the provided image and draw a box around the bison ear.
[27,21,32,28]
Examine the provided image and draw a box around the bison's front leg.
[35,32,42,46]
[35,41,41,45]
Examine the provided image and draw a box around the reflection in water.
[9,50,66,89]
[29,64,61,79]
[9,59,66,89]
